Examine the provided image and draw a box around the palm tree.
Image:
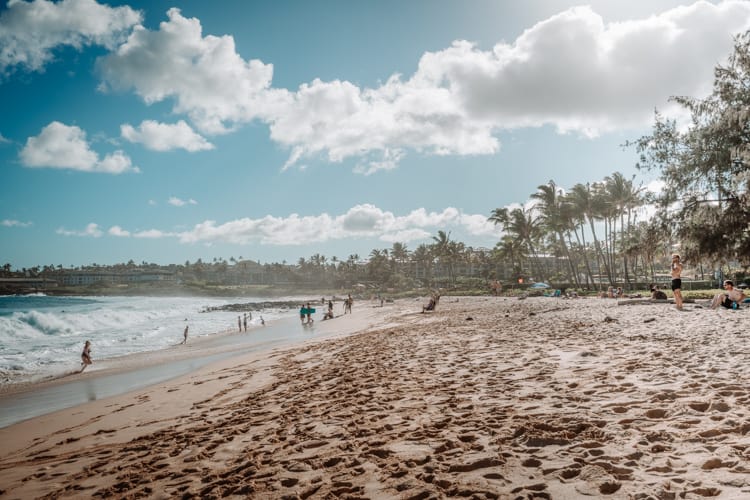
[531,180,580,287]
[607,172,645,287]
[391,242,409,269]
[567,182,610,287]
[431,230,454,285]
[494,235,527,278]
[412,244,434,286]
[488,206,545,281]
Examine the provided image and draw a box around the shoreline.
[0,299,392,428]
[2,296,749,498]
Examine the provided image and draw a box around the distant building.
[60,270,175,286]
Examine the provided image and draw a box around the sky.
[1,0,749,269]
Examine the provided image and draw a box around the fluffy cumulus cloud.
[434,1,750,135]
[20,121,139,174]
[0,0,141,75]
[120,120,214,152]
[108,225,130,237]
[93,1,750,172]
[82,204,500,245]
[97,8,277,135]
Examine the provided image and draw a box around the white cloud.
[108,225,130,237]
[56,222,102,237]
[0,0,141,76]
[20,121,139,174]
[95,2,750,172]
[97,8,276,134]
[0,132,10,144]
[121,120,214,152]
[1,219,32,227]
[133,229,170,238]
[432,1,750,135]
[92,204,499,245]
[174,204,500,245]
[168,196,197,207]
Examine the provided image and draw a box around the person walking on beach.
[181,325,189,344]
[238,315,242,332]
[671,254,684,310]
[344,294,353,314]
[80,340,92,372]
[243,313,247,332]
[300,305,307,324]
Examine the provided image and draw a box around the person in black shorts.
[671,254,684,310]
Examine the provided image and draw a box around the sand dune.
[1,296,749,498]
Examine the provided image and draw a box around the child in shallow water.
[80,340,92,372]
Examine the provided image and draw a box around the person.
[421,291,440,313]
[328,299,333,311]
[671,254,684,310]
[299,305,307,324]
[650,284,668,300]
[260,316,265,326]
[710,280,746,309]
[306,302,314,324]
[322,308,334,320]
[422,296,436,313]
[80,340,92,372]
[243,313,247,332]
[345,294,353,314]
[238,316,242,332]
[182,325,189,344]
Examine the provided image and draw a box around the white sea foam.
[0,295,294,383]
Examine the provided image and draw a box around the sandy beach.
[1,296,750,499]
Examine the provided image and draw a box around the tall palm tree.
[531,180,580,286]
[604,172,644,287]
[431,230,454,285]
[567,182,610,287]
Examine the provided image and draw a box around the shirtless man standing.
[671,254,684,310]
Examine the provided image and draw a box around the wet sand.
[1,296,750,498]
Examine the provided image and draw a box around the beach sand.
[1,296,749,498]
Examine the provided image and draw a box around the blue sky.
[1,0,749,269]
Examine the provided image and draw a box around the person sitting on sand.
[650,284,668,300]
[710,280,746,309]
[80,340,92,372]
[421,292,440,313]
[322,309,334,320]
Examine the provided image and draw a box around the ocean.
[0,294,300,385]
